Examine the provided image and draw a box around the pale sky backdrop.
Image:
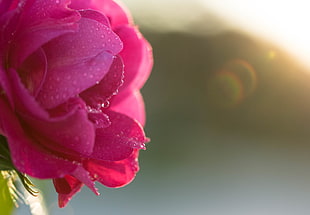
[123,0,310,68]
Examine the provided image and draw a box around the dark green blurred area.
[141,28,310,171]
[143,30,310,140]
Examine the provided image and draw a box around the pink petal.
[90,110,148,161]
[37,13,123,109]
[8,0,81,67]
[116,25,153,92]
[6,69,96,157]
[54,166,99,208]
[72,166,99,195]
[110,90,146,126]
[23,103,96,157]
[0,0,13,13]
[0,96,78,178]
[85,149,140,188]
[88,111,111,129]
[21,0,76,21]
[80,55,124,108]
[53,175,83,208]
[78,9,110,27]
[36,51,114,109]
[70,0,131,26]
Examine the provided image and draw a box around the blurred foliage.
[0,173,14,215]
[143,30,310,137]
[140,29,310,172]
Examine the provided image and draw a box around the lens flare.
[207,59,257,108]
[267,50,276,60]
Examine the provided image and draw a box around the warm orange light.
[202,0,310,69]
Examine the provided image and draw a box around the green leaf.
[0,173,14,215]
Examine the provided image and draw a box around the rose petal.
[116,25,153,92]
[8,0,81,67]
[23,103,95,157]
[21,0,77,21]
[72,165,99,195]
[85,149,140,188]
[110,90,146,126]
[54,166,99,208]
[53,175,83,208]
[90,110,148,161]
[78,9,110,27]
[88,111,111,129]
[6,69,96,157]
[36,51,115,109]
[80,55,124,108]
[0,0,13,14]
[37,13,123,109]
[43,12,122,67]
[70,0,131,26]
[0,96,78,178]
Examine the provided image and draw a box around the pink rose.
[0,0,152,207]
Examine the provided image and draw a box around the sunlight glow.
[201,0,310,68]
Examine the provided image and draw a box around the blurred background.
[16,0,310,214]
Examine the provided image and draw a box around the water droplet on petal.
[127,139,146,149]
[101,101,110,108]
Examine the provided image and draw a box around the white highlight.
[201,0,310,68]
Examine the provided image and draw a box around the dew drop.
[101,101,110,108]
[72,161,79,165]
[128,139,146,149]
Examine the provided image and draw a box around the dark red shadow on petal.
[18,48,47,97]
[53,175,83,208]
[80,55,124,108]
